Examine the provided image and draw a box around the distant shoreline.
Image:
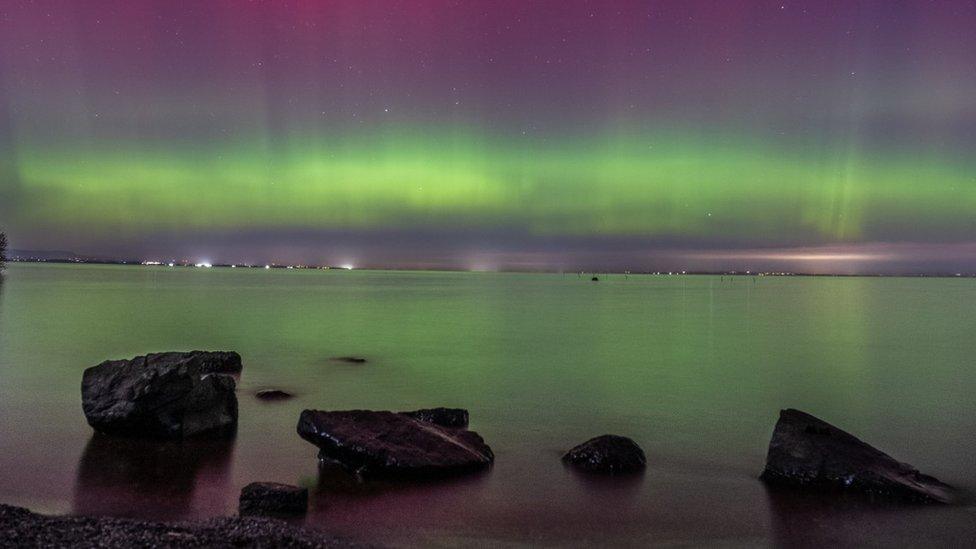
[6,258,976,278]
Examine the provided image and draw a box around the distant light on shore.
[340,264,354,270]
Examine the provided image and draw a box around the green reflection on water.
[1,264,975,528]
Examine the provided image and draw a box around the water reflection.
[760,484,964,547]
[0,272,6,319]
[73,432,236,520]
[310,458,492,526]
[565,463,645,494]
[0,265,973,545]
[314,458,493,496]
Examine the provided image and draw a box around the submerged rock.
[563,435,646,474]
[400,407,469,428]
[330,356,367,364]
[297,409,493,478]
[239,482,308,517]
[760,409,954,503]
[81,352,239,439]
[255,389,294,401]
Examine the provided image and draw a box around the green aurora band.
[8,129,975,246]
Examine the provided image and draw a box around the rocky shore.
[0,504,368,548]
[43,349,961,546]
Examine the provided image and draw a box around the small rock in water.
[330,356,367,364]
[591,276,599,282]
[239,482,308,517]
[82,351,239,439]
[297,409,493,478]
[760,408,955,503]
[401,407,469,428]
[255,389,294,401]
[563,435,646,474]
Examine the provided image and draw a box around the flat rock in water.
[239,482,308,517]
[760,409,955,503]
[81,351,239,439]
[297,409,493,478]
[563,435,647,474]
[255,389,294,401]
[400,407,469,428]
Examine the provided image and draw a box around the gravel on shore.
[0,504,370,548]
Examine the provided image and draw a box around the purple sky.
[1,1,975,272]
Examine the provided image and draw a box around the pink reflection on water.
[72,433,236,520]
[300,454,650,545]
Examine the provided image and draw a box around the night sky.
[1,1,975,272]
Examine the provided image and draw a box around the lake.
[1,263,975,547]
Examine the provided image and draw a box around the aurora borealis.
[1,1,975,272]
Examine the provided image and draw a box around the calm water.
[1,263,976,547]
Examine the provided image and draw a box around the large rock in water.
[297,409,493,478]
[400,407,469,428]
[153,350,243,374]
[563,435,647,474]
[81,351,239,439]
[760,409,954,503]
